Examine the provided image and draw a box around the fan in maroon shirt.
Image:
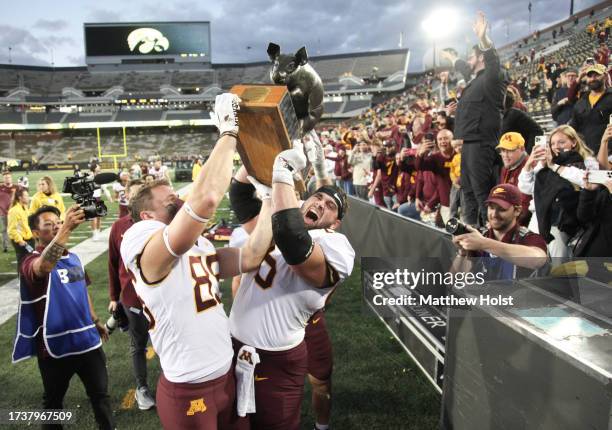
[414,130,454,216]
[370,141,399,208]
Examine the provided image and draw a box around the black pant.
[12,239,35,272]
[125,306,150,388]
[460,141,500,226]
[37,347,114,430]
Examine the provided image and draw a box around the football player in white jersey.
[121,93,273,430]
[229,133,355,430]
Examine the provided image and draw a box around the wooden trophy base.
[230,84,300,186]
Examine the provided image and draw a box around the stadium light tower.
[421,7,458,69]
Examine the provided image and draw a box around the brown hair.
[39,176,56,195]
[130,179,170,223]
[11,187,28,207]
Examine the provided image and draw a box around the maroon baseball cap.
[485,184,522,210]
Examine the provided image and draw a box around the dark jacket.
[501,108,543,153]
[454,47,507,143]
[569,88,612,154]
[575,187,612,257]
[534,152,584,243]
[551,86,574,125]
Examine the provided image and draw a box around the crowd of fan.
[309,14,612,262]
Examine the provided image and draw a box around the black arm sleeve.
[229,179,261,224]
[271,208,314,265]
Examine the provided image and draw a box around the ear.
[140,210,155,221]
[295,46,308,66]
[331,219,342,230]
[267,43,280,61]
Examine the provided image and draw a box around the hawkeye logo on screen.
[127,28,169,54]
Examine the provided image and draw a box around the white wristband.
[183,202,209,223]
[163,226,179,258]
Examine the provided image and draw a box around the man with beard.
[229,136,355,429]
[453,12,507,227]
[570,63,612,154]
[452,183,547,280]
[120,94,273,429]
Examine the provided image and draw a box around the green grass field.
[0,170,440,429]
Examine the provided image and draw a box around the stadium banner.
[84,22,211,64]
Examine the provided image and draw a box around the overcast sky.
[0,0,605,71]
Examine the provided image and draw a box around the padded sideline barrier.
[339,197,455,392]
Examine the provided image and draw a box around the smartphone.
[535,135,547,148]
[425,132,435,141]
[587,170,612,184]
[609,113,612,125]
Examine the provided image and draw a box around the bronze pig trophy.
[267,42,324,135]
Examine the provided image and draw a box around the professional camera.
[62,171,117,220]
[105,302,129,334]
[445,217,470,236]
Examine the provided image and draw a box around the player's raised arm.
[217,176,273,278]
[138,93,241,282]
[304,129,333,187]
[270,142,343,287]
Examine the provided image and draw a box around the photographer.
[107,179,155,410]
[452,184,548,276]
[12,205,114,429]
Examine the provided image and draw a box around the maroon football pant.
[156,369,248,430]
[232,339,307,430]
[304,310,333,381]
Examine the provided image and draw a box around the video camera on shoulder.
[62,171,118,220]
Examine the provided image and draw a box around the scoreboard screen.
[84,22,210,62]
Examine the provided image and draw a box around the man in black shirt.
[453,12,507,226]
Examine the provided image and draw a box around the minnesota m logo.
[186,398,207,416]
[238,350,253,365]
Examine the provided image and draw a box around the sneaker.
[135,386,155,410]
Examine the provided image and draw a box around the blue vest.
[12,252,101,362]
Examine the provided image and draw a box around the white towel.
[235,345,260,417]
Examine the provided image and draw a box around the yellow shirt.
[29,191,66,217]
[192,163,202,181]
[8,203,32,243]
[450,153,461,184]
[589,91,604,108]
